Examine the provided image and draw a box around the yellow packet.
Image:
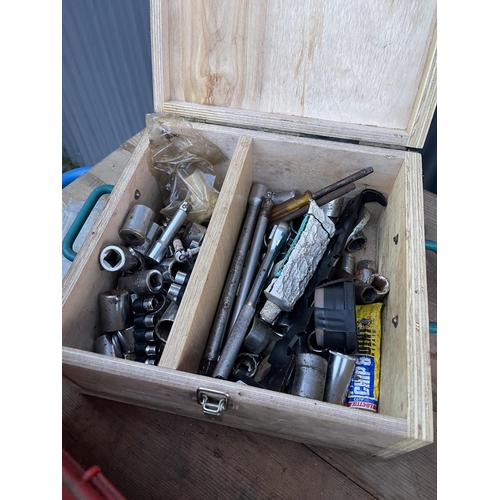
[347,303,383,412]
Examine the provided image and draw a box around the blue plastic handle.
[62,166,92,188]
[62,184,114,261]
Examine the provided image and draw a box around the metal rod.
[199,183,268,375]
[312,167,373,201]
[277,183,355,223]
[212,222,290,380]
[228,191,274,329]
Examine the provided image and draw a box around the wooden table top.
[62,131,437,500]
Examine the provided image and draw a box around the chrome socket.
[116,326,135,354]
[146,201,192,265]
[135,342,158,357]
[95,333,123,358]
[98,290,131,332]
[158,257,181,285]
[131,294,168,314]
[117,269,163,295]
[133,313,159,330]
[130,222,164,257]
[323,351,357,405]
[155,301,179,343]
[243,317,278,355]
[119,204,156,246]
[290,353,328,400]
[133,328,157,343]
[99,245,140,273]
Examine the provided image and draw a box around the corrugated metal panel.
[62,0,153,167]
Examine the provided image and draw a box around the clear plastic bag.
[146,113,227,224]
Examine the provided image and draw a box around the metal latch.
[196,388,229,418]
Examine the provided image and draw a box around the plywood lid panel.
[152,0,436,148]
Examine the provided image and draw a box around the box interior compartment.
[63,121,428,428]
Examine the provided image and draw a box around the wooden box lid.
[151,0,436,149]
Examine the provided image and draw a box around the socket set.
[95,201,207,365]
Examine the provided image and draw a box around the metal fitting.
[158,257,181,285]
[172,237,186,263]
[135,357,157,365]
[321,197,344,222]
[131,294,168,314]
[258,300,282,326]
[133,313,159,330]
[130,222,165,257]
[155,301,179,342]
[95,333,123,358]
[271,190,300,205]
[323,351,357,405]
[242,317,278,355]
[306,331,329,354]
[134,342,158,357]
[181,221,206,249]
[99,245,140,273]
[339,253,356,276]
[119,204,156,246]
[354,281,379,304]
[166,282,184,303]
[355,260,377,283]
[233,353,260,378]
[368,273,390,301]
[98,290,131,332]
[117,269,163,295]
[174,270,189,286]
[346,206,371,253]
[133,328,157,343]
[290,353,328,400]
[345,230,367,252]
[146,201,192,264]
[116,326,135,354]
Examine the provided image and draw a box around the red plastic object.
[62,447,128,500]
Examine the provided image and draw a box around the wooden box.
[62,0,436,458]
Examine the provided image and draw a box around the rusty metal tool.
[198,183,268,376]
[268,167,374,223]
[260,188,387,392]
[212,221,291,380]
[228,190,275,329]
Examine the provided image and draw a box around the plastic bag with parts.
[146,113,227,224]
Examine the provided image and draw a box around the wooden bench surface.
[62,131,437,500]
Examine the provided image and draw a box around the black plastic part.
[314,279,357,354]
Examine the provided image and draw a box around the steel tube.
[199,183,268,375]
[229,191,274,328]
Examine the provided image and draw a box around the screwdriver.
[268,167,374,224]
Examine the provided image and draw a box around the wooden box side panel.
[62,134,161,351]
[159,136,254,372]
[154,0,436,147]
[63,348,409,457]
[376,152,433,450]
[188,122,406,195]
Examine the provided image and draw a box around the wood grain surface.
[62,134,437,499]
[152,0,436,149]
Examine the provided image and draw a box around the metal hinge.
[196,388,229,418]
